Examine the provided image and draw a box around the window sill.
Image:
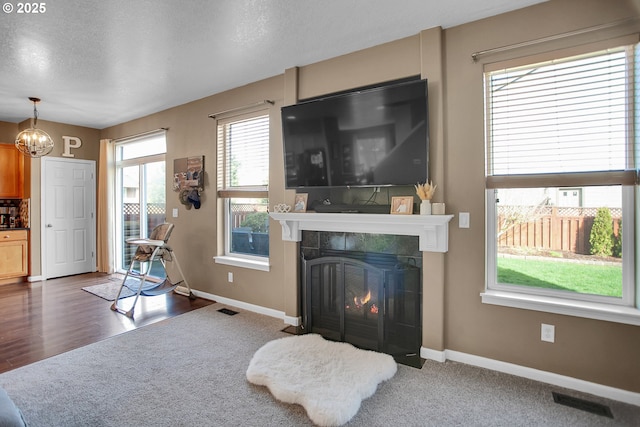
[214,255,270,272]
[481,290,640,326]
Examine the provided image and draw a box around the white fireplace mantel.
[270,212,454,253]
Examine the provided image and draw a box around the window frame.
[114,131,167,275]
[213,111,271,272]
[481,38,640,326]
[485,187,635,301]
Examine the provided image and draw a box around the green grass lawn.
[497,257,622,297]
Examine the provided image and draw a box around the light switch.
[172,208,178,218]
[459,212,470,228]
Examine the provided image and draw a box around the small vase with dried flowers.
[415,181,437,215]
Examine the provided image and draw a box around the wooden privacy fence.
[498,206,621,255]
[122,203,166,236]
[123,203,166,264]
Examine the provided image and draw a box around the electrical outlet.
[228,272,233,283]
[541,323,555,343]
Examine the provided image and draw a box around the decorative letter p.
[62,136,82,158]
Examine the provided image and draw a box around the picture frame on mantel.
[391,196,413,215]
[294,193,308,212]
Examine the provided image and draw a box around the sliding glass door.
[115,132,166,276]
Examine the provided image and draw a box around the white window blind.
[485,44,637,188]
[217,114,269,197]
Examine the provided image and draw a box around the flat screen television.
[281,77,428,189]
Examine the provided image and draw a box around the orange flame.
[353,290,371,307]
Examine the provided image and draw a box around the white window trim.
[214,198,270,272]
[484,188,639,325]
[114,139,166,274]
[482,39,640,324]
[480,290,640,326]
[218,197,271,267]
[216,112,271,268]
[213,255,270,272]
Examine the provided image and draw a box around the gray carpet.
[0,303,638,426]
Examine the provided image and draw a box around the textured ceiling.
[0,0,546,129]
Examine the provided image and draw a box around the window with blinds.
[216,113,270,261]
[483,40,638,310]
[485,44,636,188]
[217,114,270,196]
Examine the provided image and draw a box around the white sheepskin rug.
[246,333,397,426]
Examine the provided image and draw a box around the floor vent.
[218,308,238,316]
[552,392,613,418]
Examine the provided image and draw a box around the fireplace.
[270,212,453,367]
[300,231,422,367]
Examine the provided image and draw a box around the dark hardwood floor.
[0,272,214,374]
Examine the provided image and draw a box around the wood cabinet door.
[0,144,24,198]
[0,240,28,279]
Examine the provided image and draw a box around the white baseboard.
[420,347,446,362]
[192,290,300,326]
[421,346,640,407]
[284,315,301,326]
[27,275,44,282]
[174,285,190,296]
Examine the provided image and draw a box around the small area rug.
[82,280,135,301]
[246,333,397,427]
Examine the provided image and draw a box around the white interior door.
[42,158,96,279]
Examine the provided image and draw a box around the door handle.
[46,224,53,228]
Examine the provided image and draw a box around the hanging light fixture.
[15,97,54,158]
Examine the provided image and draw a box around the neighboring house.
[498,186,622,209]
[122,170,139,204]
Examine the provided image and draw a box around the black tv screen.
[281,78,429,189]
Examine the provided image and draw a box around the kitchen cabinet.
[0,143,24,198]
[0,230,28,279]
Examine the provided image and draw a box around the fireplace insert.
[302,252,422,366]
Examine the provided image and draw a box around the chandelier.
[15,97,54,158]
